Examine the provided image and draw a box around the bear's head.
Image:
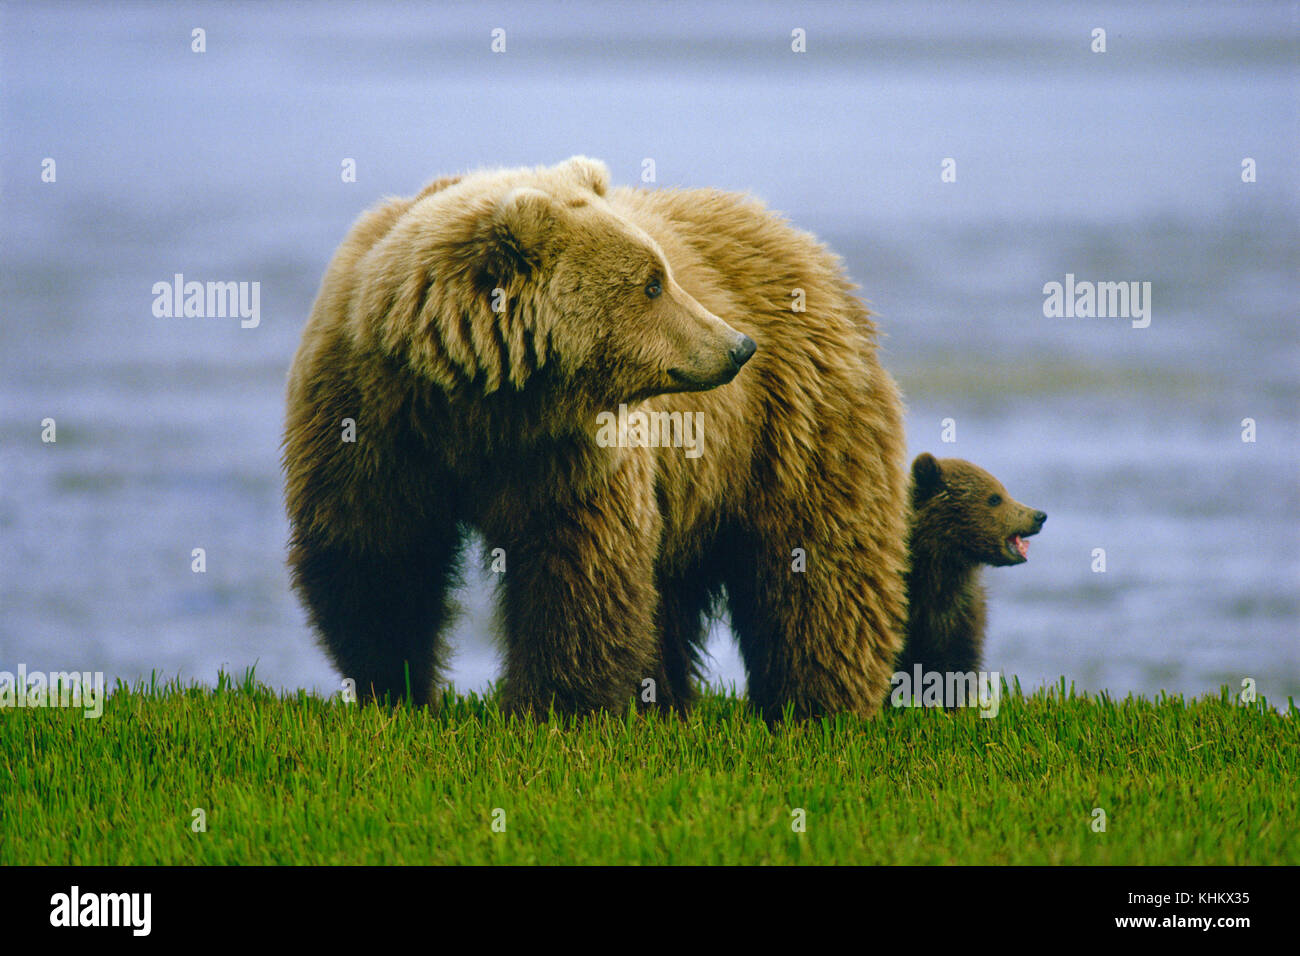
[484,157,756,405]
[910,453,1046,567]
[367,156,756,409]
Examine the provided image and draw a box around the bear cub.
[895,453,1046,686]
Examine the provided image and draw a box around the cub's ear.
[560,155,609,196]
[489,186,557,277]
[911,453,944,502]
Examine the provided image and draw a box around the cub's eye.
[645,278,662,299]
[987,494,1002,507]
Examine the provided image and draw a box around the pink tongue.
[1013,535,1028,558]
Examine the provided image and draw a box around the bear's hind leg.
[290,525,464,706]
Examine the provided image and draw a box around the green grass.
[2,671,1295,865]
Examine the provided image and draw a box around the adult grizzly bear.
[284,157,907,719]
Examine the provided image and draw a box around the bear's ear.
[911,453,944,502]
[413,174,463,204]
[560,155,609,196]
[489,186,558,277]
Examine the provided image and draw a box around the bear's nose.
[1034,511,1047,526]
[730,335,757,369]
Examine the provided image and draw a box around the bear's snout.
[730,335,757,370]
[674,329,753,389]
[661,286,756,392]
[1015,505,1046,538]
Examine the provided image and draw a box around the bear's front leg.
[727,525,907,721]
[492,460,663,718]
[651,569,717,713]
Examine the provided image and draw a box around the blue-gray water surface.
[2,1,1297,704]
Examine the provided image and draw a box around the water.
[2,1,1297,704]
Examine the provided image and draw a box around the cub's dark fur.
[896,453,1046,682]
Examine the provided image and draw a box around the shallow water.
[2,1,1296,704]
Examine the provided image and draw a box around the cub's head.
[910,453,1046,567]
[473,156,755,405]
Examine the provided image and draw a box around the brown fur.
[895,453,1046,681]
[283,156,908,719]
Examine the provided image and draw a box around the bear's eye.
[987,494,1002,507]
[645,278,662,299]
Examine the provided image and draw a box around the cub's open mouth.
[1006,533,1032,562]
